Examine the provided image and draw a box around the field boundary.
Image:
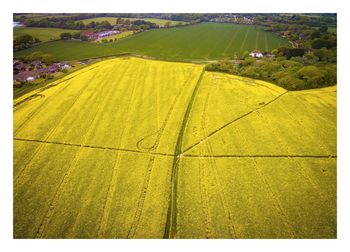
[181,91,288,155]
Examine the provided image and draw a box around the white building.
[249,50,263,58]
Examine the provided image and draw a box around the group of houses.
[13,60,71,83]
[212,14,255,25]
[82,30,121,40]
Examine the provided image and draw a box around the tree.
[271,49,279,56]
[60,32,72,40]
[312,38,336,49]
[72,32,81,39]
[165,21,172,28]
[116,18,123,24]
[319,25,328,33]
[277,74,305,90]
[278,47,306,59]
[297,65,326,88]
[41,54,56,64]
[80,35,89,41]
[27,51,44,62]
[311,31,321,39]
[239,57,256,67]
[241,66,260,78]
[314,48,335,62]
[241,50,249,59]
[15,34,34,44]
[260,62,284,77]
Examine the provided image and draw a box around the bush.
[277,74,306,90]
[260,62,284,78]
[239,57,256,67]
[60,32,72,40]
[312,39,336,49]
[13,81,25,88]
[241,66,260,78]
[41,54,56,64]
[205,60,235,74]
[278,47,306,59]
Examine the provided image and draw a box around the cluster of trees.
[24,16,170,34]
[25,18,114,31]
[14,34,41,51]
[256,14,337,50]
[85,21,113,31]
[205,55,336,90]
[157,14,213,23]
[254,14,336,28]
[60,32,89,41]
[204,14,337,91]
[16,51,56,64]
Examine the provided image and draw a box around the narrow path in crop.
[264,33,268,51]
[255,31,259,49]
[163,69,205,238]
[14,138,336,160]
[182,154,337,158]
[201,88,237,238]
[181,91,288,155]
[127,67,200,238]
[13,138,174,157]
[239,26,251,52]
[223,26,241,55]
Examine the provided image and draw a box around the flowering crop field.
[14,57,336,238]
[15,23,290,61]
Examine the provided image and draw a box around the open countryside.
[15,23,290,61]
[14,13,337,239]
[14,57,336,238]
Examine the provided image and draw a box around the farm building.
[249,50,263,58]
[83,30,121,40]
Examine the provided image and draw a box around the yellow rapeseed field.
[14,57,336,238]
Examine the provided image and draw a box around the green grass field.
[15,23,290,61]
[14,57,336,238]
[14,27,80,42]
[80,17,188,26]
[328,26,337,33]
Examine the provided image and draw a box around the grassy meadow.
[14,27,80,42]
[14,57,336,238]
[15,23,290,61]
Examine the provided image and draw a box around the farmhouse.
[14,70,40,82]
[13,61,26,73]
[249,50,263,58]
[30,60,43,70]
[83,30,121,40]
